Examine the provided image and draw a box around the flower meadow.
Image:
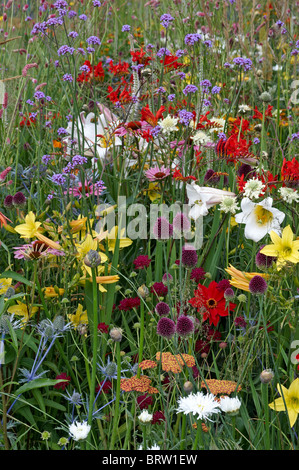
[0,0,298,452]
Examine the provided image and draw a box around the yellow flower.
[0,278,12,295]
[260,225,299,271]
[107,226,132,253]
[269,378,299,427]
[7,301,38,325]
[14,212,61,250]
[75,233,108,276]
[68,304,88,329]
[43,287,65,298]
[14,211,42,238]
[225,265,269,292]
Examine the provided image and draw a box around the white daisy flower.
[176,391,221,421]
[192,130,211,145]
[234,197,285,242]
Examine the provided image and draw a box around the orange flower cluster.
[201,379,241,395]
[120,375,158,394]
[192,422,209,433]
[156,352,195,374]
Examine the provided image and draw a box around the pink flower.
[65,180,106,199]
[144,166,171,182]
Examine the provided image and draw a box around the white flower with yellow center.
[235,197,285,243]
[243,178,265,199]
[177,391,220,421]
[158,114,179,134]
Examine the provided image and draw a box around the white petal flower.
[69,421,91,441]
[177,391,221,421]
[186,182,236,220]
[138,410,153,424]
[219,196,239,214]
[63,111,122,159]
[243,178,265,199]
[158,115,179,134]
[279,187,299,204]
[219,396,242,414]
[192,130,211,145]
[234,197,285,242]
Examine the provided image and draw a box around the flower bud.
[260,369,274,384]
[109,327,122,342]
[84,249,102,268]
[183,381,193,394]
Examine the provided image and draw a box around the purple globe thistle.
[152,217,173,240]
[3,195,13,208]
[224,287,235,301]
[173,211,191,233]
[155,302,170,317]
[157,317,176,339]
[162,273,173,285]
[12,192,26,208]
[176,315,194,338]
[249,275,268,295]
[255,245,275,270]
[181,245,198,268]
[237,163,256,180]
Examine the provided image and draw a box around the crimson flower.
[189,281,236,327]
[54,373,71,390]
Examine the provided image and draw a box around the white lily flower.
[63,111,122,160]
[186,182,236,220]
[234,197,285,242]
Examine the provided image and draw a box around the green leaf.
[0,271,33,287]
[14,378,66,396]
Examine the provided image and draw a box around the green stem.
[110,342,122,450]
[193,420,204,450]
[86,268,99,449]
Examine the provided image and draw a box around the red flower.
[151,282,168,297]
[189,281,236,327]
[172,167,196,182]
[118,297,140,311]
[130,47,151,65]
[252,105,273,120]
[108,60,130,76]
[96,380,112,395]
[54,373,71,390]
[133,255,151,270]
[137,394,153,409]
[98,322,109,333]
[152,411,165,425]
[140,104,165,127]
[281,157,299,187]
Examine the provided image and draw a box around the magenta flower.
[144,166,171,182]
[65,180,106,199]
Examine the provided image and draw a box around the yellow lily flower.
[75,234,108,277]
[0,277,12,295]
[14,211,61,250]
[269,378,299,428]
[7,301,38,325]
[225,265,269,292]
[260,225,299,271]
[67,303,88,329]
[107,226,132,253]
[43,287,65,298]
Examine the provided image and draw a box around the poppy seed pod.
[260,369,274,384]
[109,327,123,342]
